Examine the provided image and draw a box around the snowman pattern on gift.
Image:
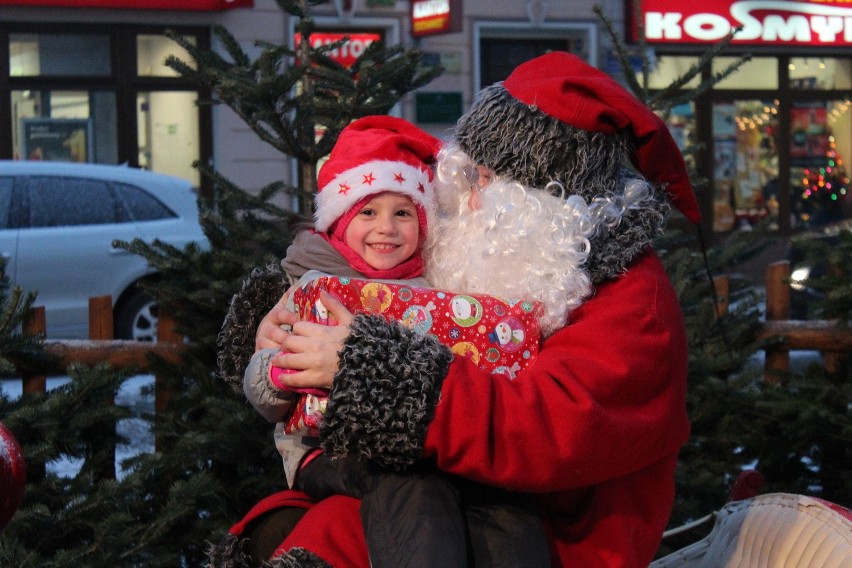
[488,317,526,353]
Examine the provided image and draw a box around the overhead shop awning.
[0,0,252,10]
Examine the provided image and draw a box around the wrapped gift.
[285,393,327,437]
[278,276,543,436]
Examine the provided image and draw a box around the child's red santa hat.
[314,115,442,234]
[455,51,701,223]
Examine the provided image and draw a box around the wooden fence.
[17,295,185,479]
[11,260,852,478]
[713,260,852,380]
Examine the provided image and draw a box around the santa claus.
[214,51,700,568]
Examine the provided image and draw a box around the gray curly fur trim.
[268,548,332,568]
[217,263,290,392]
[456,85,628,201]
[320,314,453,470]
[586,192,669,283]
[205,535,330,568]
[204,534,254,568]
[456,84,670,283]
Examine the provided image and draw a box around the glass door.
[137,91,200,186]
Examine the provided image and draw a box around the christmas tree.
[795,131,849,228]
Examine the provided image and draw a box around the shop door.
[137,91,200,187]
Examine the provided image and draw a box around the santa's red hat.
[455,52,700,223]
[314,116,442,233]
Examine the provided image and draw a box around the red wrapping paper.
[279,276,543,436]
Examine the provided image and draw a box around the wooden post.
[713,274,730,318]
[154,306,182,452]
[823,352,844,374]
[155,308,181,414]
[89,296,115,480]
[764,261,791,382]
[22,306,47,396]
[88,295,113,341]
[22,306,46,481]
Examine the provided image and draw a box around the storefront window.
[480,38,578,87]
[789,101,851,229]
[9,33,110,77]
[137,91,200,186]
[662,102,696,157]
[712,100,780,232]
[712,57,778,90]
[789,58,852,90]
[640,56,700,90]
[137,34,196,77]
[10,90,117,163]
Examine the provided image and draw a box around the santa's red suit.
[225,250,688,568]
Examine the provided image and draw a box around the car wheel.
[115,290,158,342]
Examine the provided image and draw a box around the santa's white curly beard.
[424,145,596,337]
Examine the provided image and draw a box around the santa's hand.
[255,286,299,352]
[272,291,354,390]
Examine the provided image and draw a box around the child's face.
[344,192,421,270]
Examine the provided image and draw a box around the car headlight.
[790,266,811,291]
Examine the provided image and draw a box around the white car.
[0,161,208,340]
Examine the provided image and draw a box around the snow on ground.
[0,374,155,480]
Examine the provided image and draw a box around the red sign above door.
[0,0,252,10]
[293,31,383,68]
[629,0,852,47]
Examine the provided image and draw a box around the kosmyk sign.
[630,0,852,46]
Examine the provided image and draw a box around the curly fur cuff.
[320,314,453,470]
[217,264,289,392]
[205,535,330,568]
[205,534,253,568]
[269,547,332,568]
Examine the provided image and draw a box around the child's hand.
[270,291,354,390]
[255,286,299,353]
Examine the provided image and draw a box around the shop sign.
[411,0,462,37]
[0,0,252,9]
[293,31,382,68]
[630,0,852,46]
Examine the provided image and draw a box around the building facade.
[2,0,850,247]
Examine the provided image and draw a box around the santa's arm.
[319,314,453,469]
[320,253,690,491]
